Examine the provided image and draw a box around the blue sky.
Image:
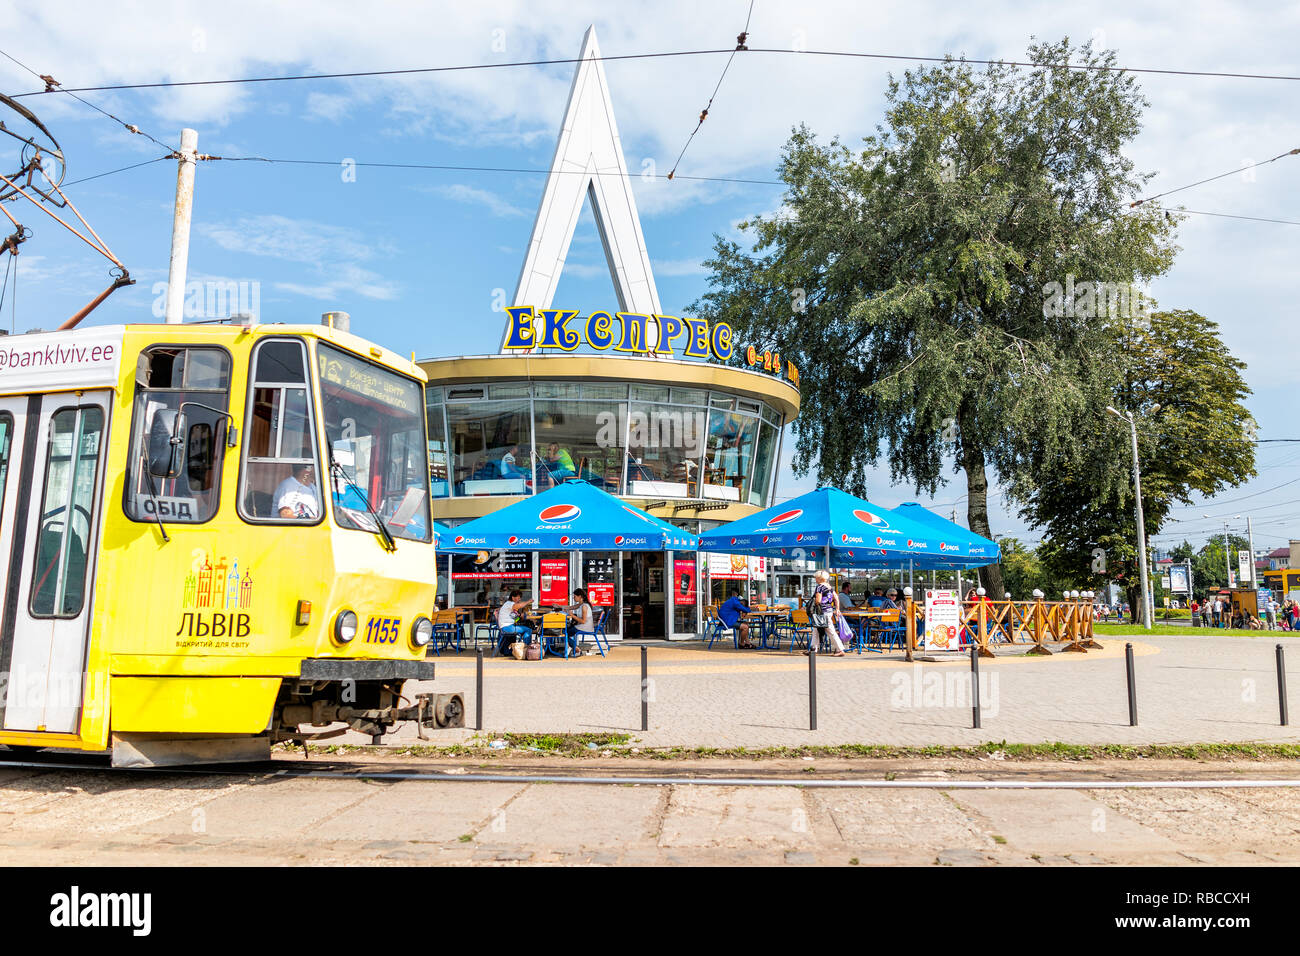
[2,0,1297,554]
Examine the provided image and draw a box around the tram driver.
[274,463,321,519]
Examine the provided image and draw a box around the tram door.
[0,394,109,734]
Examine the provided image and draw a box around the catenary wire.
[7,46,1300,98]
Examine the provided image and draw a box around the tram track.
[5,749,1300,789]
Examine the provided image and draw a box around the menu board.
[583,555,617,607]
[922,589,961,652]
[539,558,570,604]
[674,559,696,601]
[451,551,530,580]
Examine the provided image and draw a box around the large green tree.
[1017,309,1256,620]
[692,38,1177,599]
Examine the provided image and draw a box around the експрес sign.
[501,307,798,384]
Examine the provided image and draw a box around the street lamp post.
[1107,404,1158,631]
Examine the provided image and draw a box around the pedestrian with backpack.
[805,569,846,657]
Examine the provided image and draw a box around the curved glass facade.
[425,380,784,508]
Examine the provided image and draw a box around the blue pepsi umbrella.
[890,502,1001,567]
[440,479,698,552]
[697,487,948,567]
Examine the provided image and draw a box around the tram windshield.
[317,343,431,542]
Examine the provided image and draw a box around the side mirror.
[147,409,185,478]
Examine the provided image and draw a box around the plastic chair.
[430,609,460,655]
[875,610,905,652]
[474,618,500,654]
[778,609,812,652]
[587,608,610,657]
[540,612,572,659]
[705,607,737,649]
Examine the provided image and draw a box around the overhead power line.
[7,46,1300,99]
[667,0,755,180]
[1130,147,1299,207]
[0,47,174,153]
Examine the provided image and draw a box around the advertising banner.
[1169,564,1190,594]
[539,558,569,604]
[1238,550,1253,584]
[583,555,616,607]
[921,589,961,652]
[675,559,696,601]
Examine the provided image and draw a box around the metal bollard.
[808,640,818,731]
[970,643,981,729]
[640,645,649,732]
[476,648,484,731]
[1126,643,1137,726]
[1278,644,1289,727]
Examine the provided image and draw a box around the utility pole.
[1247,516,1257,588]
[1107,405,1154,631]
[164,128,199,324]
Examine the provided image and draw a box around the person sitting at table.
[545,442,576,478]
[718,588,755,649]
[866,587,889,610]
[839,581,862,607]
[883,588,901,609]
[496,588,534,656]
[565,587,599,656]
[499,443,525,478]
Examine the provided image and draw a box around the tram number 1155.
[364,616,402,643]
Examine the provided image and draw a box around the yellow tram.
[0,320,461,766]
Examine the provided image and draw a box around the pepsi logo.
[765,508,803,529]
[762,535,770,543]
[539,504,581,523]
[614,535,625,545]
[876,536,883,545]
[508,535,518,546]
[730,537,737,545]
[853,509,891,529]
[559,535,571,546]
[841,533,848,542]
[797,533,805,542]
[454,536,465,544]
[846,550,855,558]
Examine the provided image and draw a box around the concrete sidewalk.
[359,632,1300,749]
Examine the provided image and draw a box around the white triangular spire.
[503,26,661,351]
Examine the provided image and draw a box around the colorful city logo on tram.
[182,555,254,611]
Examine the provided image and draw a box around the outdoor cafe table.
[839,608,894,650]
[741,609,790,648]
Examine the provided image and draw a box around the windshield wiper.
[329,454,396,552]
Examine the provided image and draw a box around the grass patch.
[992,835,1007,845]
[1094,623,1283,638]
[292,738,1300,763]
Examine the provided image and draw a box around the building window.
[124,346,232,524]
[426,394,450,499]
[533,398,626,493]
[702,407,759,502]
[446,399,532,497]
[239,338,321,522]
[625,402,706,499]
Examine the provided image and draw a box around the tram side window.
[0,415,11,522]
[240,339,321,522]
[32,407,103,617]
[125,347,232,524]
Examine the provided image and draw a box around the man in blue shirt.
[718,588,755,649]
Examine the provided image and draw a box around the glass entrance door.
[622,552,666,639]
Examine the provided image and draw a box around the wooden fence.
[903,597,1102,662]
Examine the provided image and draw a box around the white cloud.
[423,183,527,217]
[199,214,398,300]
[651,257,706,276]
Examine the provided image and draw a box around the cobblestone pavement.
[2,759,1298,866]
[370,631,1300,749]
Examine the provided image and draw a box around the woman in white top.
[496,588,534,656]
[566,588,597,655]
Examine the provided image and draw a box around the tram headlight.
[411,617,434,648]
[334,610,359,645]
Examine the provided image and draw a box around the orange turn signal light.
[295,600,312,626]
